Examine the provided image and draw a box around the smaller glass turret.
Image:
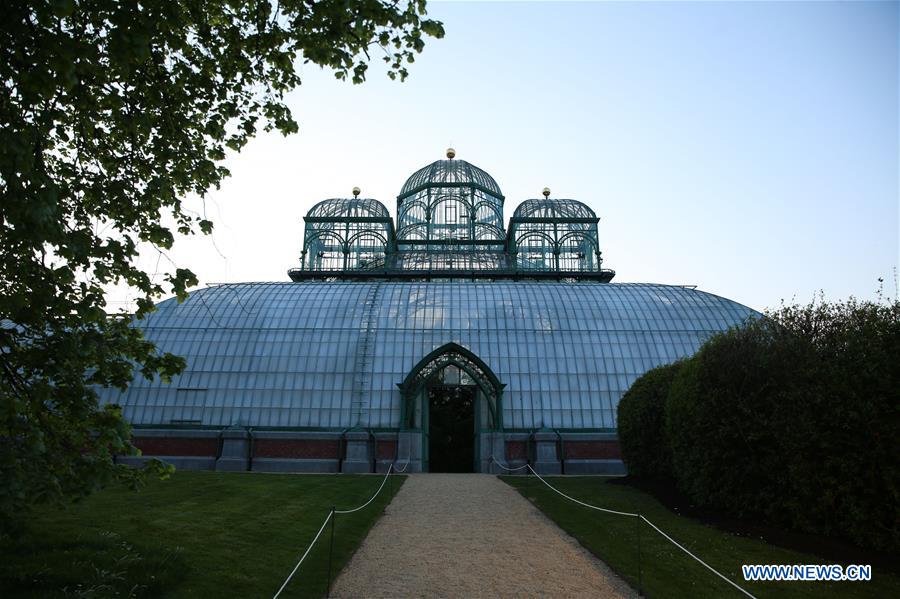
[300,193,394,271]
[507,188,604,273]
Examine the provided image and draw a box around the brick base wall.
[126,430,622,474]
[376,440,397,460]
[564,440,621,459]
[133,437,218,457]
[253,439,340,459]
[506,441,527,460]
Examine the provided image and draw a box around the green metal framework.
[507,198,604,272]
[397,159,505,251]
[300,198,395,271]
[289,156,615,282]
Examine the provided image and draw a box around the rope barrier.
[393,435,413,473]
[273,509,333,599]
[489,456,529,472]
[639,515,756,599]
[523,462,640,518]
[490,457,758,599]
[335,464,393,514]
[273,463,401,598]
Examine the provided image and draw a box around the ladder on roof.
[351,282,383,427]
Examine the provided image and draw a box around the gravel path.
[331,474,636,598]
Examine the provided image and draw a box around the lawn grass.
[1,471,404,598]
[502,475,898,599]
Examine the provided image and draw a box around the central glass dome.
[398,157,503,198]
[396,150,505,247]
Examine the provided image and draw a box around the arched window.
[303,231,345,270]
[558,232,600,272]
[347,231,388,270]
[515,231,556,271]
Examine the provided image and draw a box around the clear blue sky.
[117,0,900,313]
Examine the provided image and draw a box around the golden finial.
[352,186,360,198]
[542,187,551,198]
[446,147,456,159]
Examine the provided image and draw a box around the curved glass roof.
[513,199,597,220]
[100,282,757,431]
[307,198,390,220]
[399,159,503,199]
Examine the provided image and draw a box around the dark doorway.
[428,385,475,472]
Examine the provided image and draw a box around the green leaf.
[0,0,443,536]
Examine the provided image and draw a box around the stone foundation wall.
[123,429,626,474]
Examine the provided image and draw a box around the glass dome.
[398,158,503,199]
[301,197,393,271]
[397,155,505,247]
[509,198,602,272]
[289,156,616,280]
[513,198,596,220]
[307,198,390,219]
[100,281,759,430]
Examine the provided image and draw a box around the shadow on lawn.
[611,476,897,575]
[0,528,187,598]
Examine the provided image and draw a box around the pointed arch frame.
[397,342,505,431]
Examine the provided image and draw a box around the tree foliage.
[0,0,443,534]
[665,297,900,552]
[616,361,683,481]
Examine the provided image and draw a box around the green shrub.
[665,321,805,525]
[665,298,900,553]
[617,361,684,480]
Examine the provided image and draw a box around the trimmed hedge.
[619,297,900,553]
[665,323,805,525]
[617,361,683,480]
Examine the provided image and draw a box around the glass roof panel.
[100,282,758,431]
[307,198,391,219]
[512,199,597,220]
[399,159,503,198]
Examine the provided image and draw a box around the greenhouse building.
[104,150,757,474]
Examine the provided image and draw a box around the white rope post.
[326,506,336,598]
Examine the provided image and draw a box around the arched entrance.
[398,343,504,472]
